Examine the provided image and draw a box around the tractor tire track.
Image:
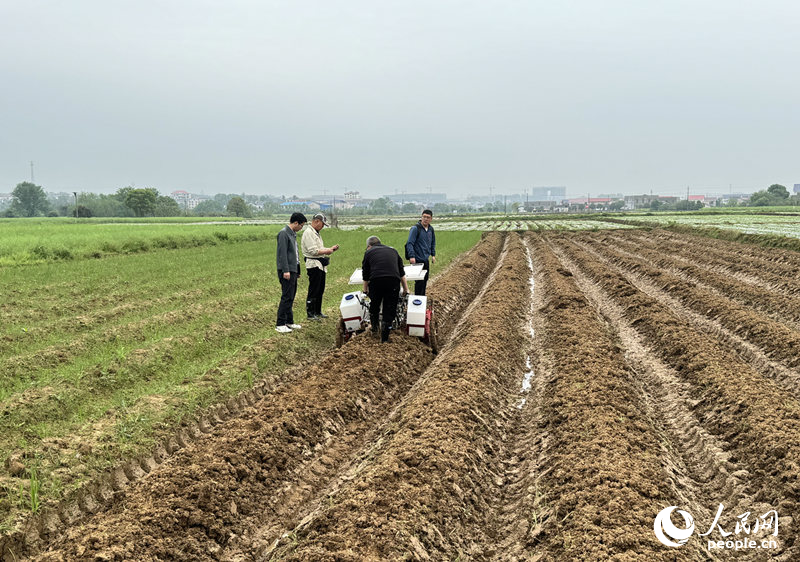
[629,230,800,294]
[520,234,705,561]
[546,236,765,559]
[575,235,800,378]
[550,235,798,557]
[597,231,800,326]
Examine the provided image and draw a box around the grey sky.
[1,0,798,198]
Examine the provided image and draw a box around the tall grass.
[0,219,283,266]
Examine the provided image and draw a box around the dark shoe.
[317,312,329,319]
[307,315,321,322]
[381,328,390,343]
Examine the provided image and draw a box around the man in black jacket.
[275,212,307,333]
[405,210,436,295]
[361,236,410,343]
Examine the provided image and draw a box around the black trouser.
[414,259,430,296]
[277,270,298,326]
[306,267,326,317]
[368,277,400,341]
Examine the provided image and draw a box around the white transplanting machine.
[336,263,439,353]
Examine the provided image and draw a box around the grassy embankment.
[0,218,289,266]
[0,220,481,532]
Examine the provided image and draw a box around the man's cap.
[313,213,329,226]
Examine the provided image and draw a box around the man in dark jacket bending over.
[362,235,410,343]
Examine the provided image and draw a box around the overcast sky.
[1,0,798,198]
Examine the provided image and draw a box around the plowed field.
[7,229,798,560]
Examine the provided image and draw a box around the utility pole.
[30,161,35,183]
[73,192,78,219]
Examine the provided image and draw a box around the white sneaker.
[287,323,302,330]
[275,325,293,333]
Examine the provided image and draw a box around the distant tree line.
[4,182,799,218]
[1,184,290,218]
[747,184,798,207]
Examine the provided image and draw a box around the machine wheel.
[335,316,346,348]
[426,297,439,354]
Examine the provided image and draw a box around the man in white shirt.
[301,213,339,320]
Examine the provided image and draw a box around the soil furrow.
[571,237,800,414]
[270,234,529,560]
[597,231,800,326]
[619,230,800,301]
[482,236,548,562]
[521,234,702,560]
[546,237,770,559]
[628,230,800,290]
[577,235,800,375]
[550,236,798,556]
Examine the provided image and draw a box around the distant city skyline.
[27,183,766,201]
[2,1,797,198]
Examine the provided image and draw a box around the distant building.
[529,186,566,200]
[522,200,569,212]
[719,193,751,205]
[623,194,679,210]
[170,190,203,210]
[794,184,800,194]
[566,197,611,210]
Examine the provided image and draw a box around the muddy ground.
[5,229,799,560]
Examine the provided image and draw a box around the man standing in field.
[405,209,436,296]
[276,212,307,333]
[301,213,339,321]
[362,235,410,343]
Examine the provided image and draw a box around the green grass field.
[0,222,481,531]
[0,218,289,266]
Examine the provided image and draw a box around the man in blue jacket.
[275,212,307,333]
[405,209,436,295]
